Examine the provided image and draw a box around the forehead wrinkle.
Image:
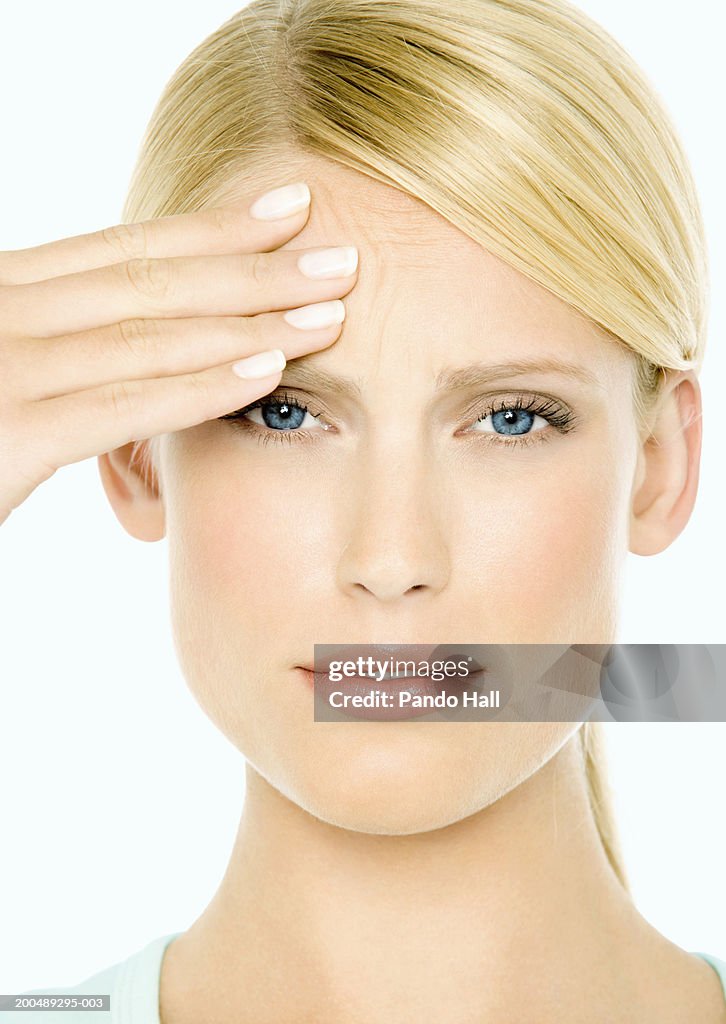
[224,151,485,275]
[274,166,468,254]
[291,205,458,266]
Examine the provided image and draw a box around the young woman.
[2,0,723,1020]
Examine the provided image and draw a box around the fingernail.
[249,182,311,220]
[283,299,346,330]
[232,348,286,379]
[297,246,358,279]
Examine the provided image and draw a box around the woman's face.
[158,154,642,833]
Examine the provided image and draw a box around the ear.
[96,440,165,542]
[629,371,702,556]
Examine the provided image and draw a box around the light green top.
[5,933,726,1022]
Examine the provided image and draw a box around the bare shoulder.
[638,941,726,1024]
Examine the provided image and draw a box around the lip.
[296,643,487,720]
[301,643,447,675]
[299,643,486,675]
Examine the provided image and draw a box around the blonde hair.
[123,0,709,891]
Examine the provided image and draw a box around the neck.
[159,734,722,1022]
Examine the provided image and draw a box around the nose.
[335,440,450,603]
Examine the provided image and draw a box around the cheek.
[168,454,330,641]
[455,437,633,638]
[164,450,331,747]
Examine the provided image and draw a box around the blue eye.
[470,395,574,443]
[218,390,576,449]
[245,398,309,431]
[481,407,541,436]
[218,391,329,446]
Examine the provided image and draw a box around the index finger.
[0,182,312,285]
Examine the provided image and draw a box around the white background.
[0,0,724,989]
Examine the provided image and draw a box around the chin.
[299,785,477,836]
[278,739,496,836]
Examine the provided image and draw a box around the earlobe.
[629,373,702,556]
[96,440,166,542]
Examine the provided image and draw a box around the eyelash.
[218,390,328,448]
[217,389,577,449]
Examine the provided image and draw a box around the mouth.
[297,667,487,689]
[297,643,486,678]
[296,649,487,721]
[296,644,488,710]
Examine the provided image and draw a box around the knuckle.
[106,379,140,420]
[101,220,148,262]
[187,369,211,398]
[232,314,256,346]
[125,256,174,301]
[115,316,163,358]
[185,370,214,412]
[248,252,272,290]
[207,204,238,238]
[115,316,147,355]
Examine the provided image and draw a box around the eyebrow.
[278,357,603,400]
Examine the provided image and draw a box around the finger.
[29,357,293,473]
[1,246,359,338]
[19,301,346,400]
[0,182,312,285]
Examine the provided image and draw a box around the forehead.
[216,150,633,393]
